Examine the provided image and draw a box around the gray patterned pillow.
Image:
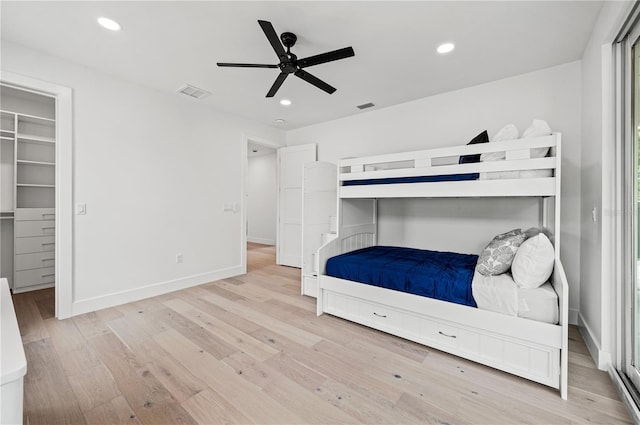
[476,229,526,276]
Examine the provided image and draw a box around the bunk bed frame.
[316,133,569,399]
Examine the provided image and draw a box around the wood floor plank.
[35,297,56,320]
[263,375,360,424]
[201,291,323,347]
[150,307,239,360]
[163,297,279,362]
[394,392,471,425]
[82,396,143,425]
[72,311,112,340]
[180,390,253,425]
[88,332,198,425]
[106,315,207,403]
[154,329,305,424]
[263,352,327,392]
[44,314,102,374]
[67,365,122,413]
[23,338,87,425]
[12,292,50,343]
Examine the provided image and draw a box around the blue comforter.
[341,173,479,186]
[325,246,478,307]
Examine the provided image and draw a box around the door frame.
[240,134,281,273]
[1,71,73,319]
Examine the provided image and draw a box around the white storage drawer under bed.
[321,288,560,388]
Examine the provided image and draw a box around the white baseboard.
[247,237,276,245]
[71,266,243,317]
[569,308,579,325]
[578,312,612,370]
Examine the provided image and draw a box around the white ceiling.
[1,1,602,130]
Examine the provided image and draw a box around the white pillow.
[522,119,552,158]
[480,124,519,162]
[511,233,554,289]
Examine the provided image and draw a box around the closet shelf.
[17,160,55,167]
[0,110,55,123]
[16,134,55,144]
[1,136,14,141]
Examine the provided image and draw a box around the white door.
[277,144,316,267]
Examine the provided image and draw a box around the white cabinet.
[301,162,337,298]
[0,84,56,293]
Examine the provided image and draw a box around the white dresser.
[13,208,55,293]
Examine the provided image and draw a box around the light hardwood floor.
[12,242,632,424]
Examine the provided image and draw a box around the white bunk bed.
[316,133,569,399]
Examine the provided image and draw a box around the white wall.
[247,153,277,245]
[287,61,583,319]
[1,41,285,314]
[580,1,633,369]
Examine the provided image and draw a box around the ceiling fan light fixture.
[97,17,122,31]
[279,99,292,106]
[437,42,455,55]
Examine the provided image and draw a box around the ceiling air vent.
[177,84,211,99]
[357,102,375,110]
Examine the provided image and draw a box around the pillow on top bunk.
[524,227,541,239]
[480,124,519,162]
[476,229,527,276]
[523,119,552,158]
[511,233,555,288]
[458,130,489,164]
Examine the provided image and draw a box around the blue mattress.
[325,246,478,307]
[342,173,479,186]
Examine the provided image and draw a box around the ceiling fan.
[217,20,355,98]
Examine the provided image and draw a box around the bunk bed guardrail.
[338,134,560,198]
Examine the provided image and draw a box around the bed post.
[555,135,568,400]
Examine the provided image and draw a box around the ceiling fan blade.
[217,63,279,68]
[298,47,355,68]
[294,69,336,94]
[258,20,287,59]
[266,72,288,97]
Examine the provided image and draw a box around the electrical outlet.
[591,206,597,223]
[176,253,183,264]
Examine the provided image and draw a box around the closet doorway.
[243,137,279,273]
[0,72,73,319]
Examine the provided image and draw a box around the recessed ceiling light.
[98,17,122,31]
[275,119,286,124]
[279,99,292,106]
[437,42,455,55]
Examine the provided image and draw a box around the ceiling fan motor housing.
[280,32,297,48]
[217,20,355,97]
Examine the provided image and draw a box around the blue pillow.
[459,130,489,164]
